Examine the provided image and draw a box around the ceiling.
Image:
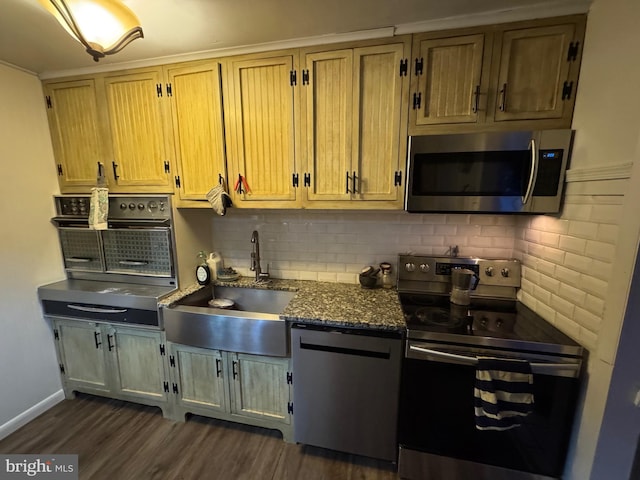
[1,0,591,78]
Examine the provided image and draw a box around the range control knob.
[129,203,136,210]
[120,203,127,210]
[405,263,416,272]
[501,268,510,277]
[148,201,158,211]
[485,266,494,277]
[419,263,430,273]
[159,202,165,211]
[138,203,145,210]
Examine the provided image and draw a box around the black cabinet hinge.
[53,329,59,340]
[59,364,65,375]
[156,83,163,97]
[175,176,181,188]
[394,171,402,187]
[292,173,299,187]
[303,173,311,187]
[412,92,422,110]
[45,96,52,109]
[164,161,170,173]
[567,41,580,62]
[290,70,297,86]
[166,83,173,97]
[163,381,169,393]
[287,372,293,384]
[287,402,293,415]
[159,344,166,356]
[399,59,408,77]
[562,81,574,100]
[172,383,179,394]
[57,164,63,176]
[302,69,309,85]
[415,57,424,76]
[169,355,175,368]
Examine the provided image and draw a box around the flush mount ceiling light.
[39,0,144,62]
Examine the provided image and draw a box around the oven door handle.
[409,346,580,378]
[67,305,128,314]
[118,260,149,266]
[522,138,538,205]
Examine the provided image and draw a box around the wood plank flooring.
[0,394,398,480]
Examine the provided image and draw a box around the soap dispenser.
[207,252,224,281]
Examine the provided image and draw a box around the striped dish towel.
[474,357,534,431]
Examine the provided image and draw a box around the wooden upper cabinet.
[409,15,585,134]
[492,23,579,122]
[224,53,301,207]
[102,68,172,191]
[301,38,410,208]
[165,61,226,203]
[304,49,353,202]
[43,78,106,192]
[410,33,489,126]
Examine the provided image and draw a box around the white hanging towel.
[88,187,109,230]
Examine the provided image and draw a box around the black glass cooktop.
[399,293,582,355]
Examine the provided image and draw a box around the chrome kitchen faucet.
[250,230,269,282]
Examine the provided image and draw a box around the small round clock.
[196,264,211,285]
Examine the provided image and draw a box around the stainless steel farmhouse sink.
[162,286,296,357]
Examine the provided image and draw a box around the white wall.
[0,63,65,438]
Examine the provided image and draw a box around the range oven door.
[102,227,174,278]
[58,227,104,273]
[398,341,581,480]
[406,129,573,214]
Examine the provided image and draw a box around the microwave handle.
[523,138,538,204]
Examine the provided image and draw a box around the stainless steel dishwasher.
[291,323,403,462]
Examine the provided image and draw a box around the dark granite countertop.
[161,277,405,332]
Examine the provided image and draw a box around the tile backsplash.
[212,210,517,284]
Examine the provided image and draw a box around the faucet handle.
[258,263,270,279]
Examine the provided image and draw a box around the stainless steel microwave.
[405,129,574,214]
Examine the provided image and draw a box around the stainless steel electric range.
[396,254,584,480]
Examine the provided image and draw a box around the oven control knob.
[405,263,416,272]
[148,201,158,211]
[120,203,127,210]
[501,268,510,277]
[419,263,430,273]
[159,202,165,211]
[138,203,145,210]
[129,203,136,210]
[485,266,494,277]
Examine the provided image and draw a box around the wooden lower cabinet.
[167,343,293,441]
[52,319,171,416]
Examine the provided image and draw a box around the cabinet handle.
[112,161,119,180]
[232,360,238,380]
[216,358,222,378]
[499,83,507,112]
[107,334,114,352]
[352,171,358,194]
[345,171,351,194]
[94,331,102,349]
[472,84,480,113]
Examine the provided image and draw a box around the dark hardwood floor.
[0,394,398,480]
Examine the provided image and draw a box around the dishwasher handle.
[299,341,390,360]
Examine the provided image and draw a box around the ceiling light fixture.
[39,0,144,62]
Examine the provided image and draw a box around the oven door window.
[399,357,579,478]
[102,228,173,277]
[411,151,531,197]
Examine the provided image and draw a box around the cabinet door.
[54,320,109,392]
[352,42,409,203]
[43,79,105,191]
[493,24,576,122]
[169,343,228,413]
[102,69,172,190]
[229,353,291,425]
[411,34,487,127]
[166,62,227,202]
[303,49,353,202]
[224,53,301,207]
[107,326,167,402]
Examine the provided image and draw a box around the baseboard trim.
[0,390,65,441]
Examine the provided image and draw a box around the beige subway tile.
[481,226,508,237]
[298,271,319,281]
[542,246,565,264]
[591,204,623,224]
[554,312,581,341]
[519,290,536,310]
[435,224,458,235]
[597,224,619,244]
[522,266,540,284]
[521,278,535,296]
[537,273,560,294]
[521,254,538,268]
[574,306,602,332]
[580,275,609,298]
[591,259,613,281]
[585,294,605,316]
[469,215,498,226]
[562,203,593,221]
[480,247,512,258]
[533,285,552,305]
[558,284,587,305]
[492,236,515,249]
[559,235,587,255]
[536,258,557,277]
[524,229,541,243]
[551,294,576,318]
[317,272,338,283]
[336,273,358,284]
[564,252,592,274]
[585,240,616,262]
[445,214,471,225]
[535,301,557,324]
[495,216,518,226]
[555,265,581,287]
[567,220,599,240]
[579,328,598,350]
[528,242,545,258]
